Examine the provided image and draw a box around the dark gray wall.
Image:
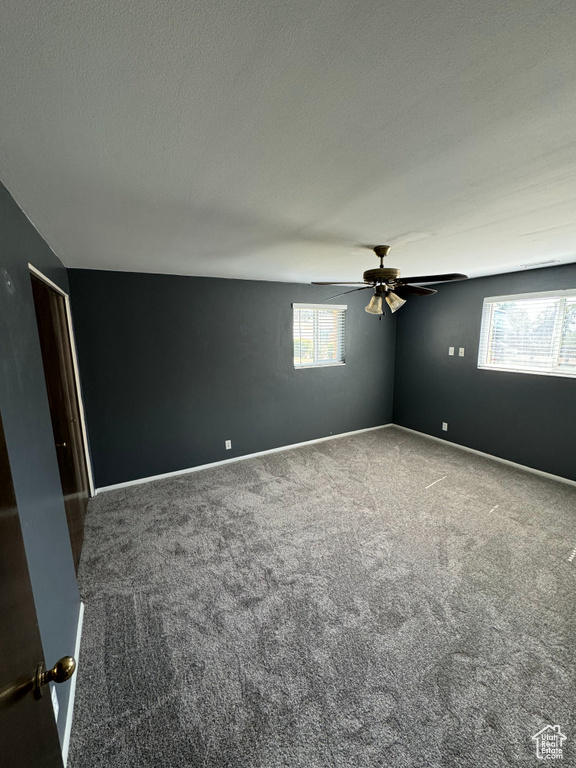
[68,270,396,488]
[0,182,81,741]
[394,263,576,481]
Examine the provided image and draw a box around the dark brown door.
[31,274,90,572]
[0,410,64,768]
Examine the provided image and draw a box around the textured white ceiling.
[1,0,575,283]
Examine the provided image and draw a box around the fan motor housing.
[363,267,400,283]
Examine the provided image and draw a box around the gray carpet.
[67,427,575,767]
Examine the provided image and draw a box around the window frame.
[292,303,347,369]
[477,288,576,379]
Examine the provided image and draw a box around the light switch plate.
[459,347,465,356]
[442,422,448,431]
[448,347,454,356]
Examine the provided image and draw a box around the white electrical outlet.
[225,440,232,450]
[459,347,465,357]
[448,346,454,356]
[442,422,448,431]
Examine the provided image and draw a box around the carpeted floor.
[67,427,575,767]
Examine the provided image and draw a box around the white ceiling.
[1,0,575,284]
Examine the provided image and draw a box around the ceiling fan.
[312,245,468,315]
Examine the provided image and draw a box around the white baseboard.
[395,425,576,488]
[95,422,576,493]
[62,600,85,766]
[96,424,393,493]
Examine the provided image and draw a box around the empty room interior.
[1,1,575,766]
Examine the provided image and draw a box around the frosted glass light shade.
[365,294,383,315]
[385,291,406,313]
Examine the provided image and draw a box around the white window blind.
[293,303,346,368]
[478,290,576,378]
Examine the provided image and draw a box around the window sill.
[294,362,346,370]
[478,364,576,380]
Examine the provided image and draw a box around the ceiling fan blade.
[400,273,468,284]
[312,282,370,285]
[394,285,437,297]
[323,285,373,300]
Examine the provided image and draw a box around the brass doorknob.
[0,656,76,707]
[56,442,67,448]
[33,657,76,699]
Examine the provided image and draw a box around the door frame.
[28,264,95,497]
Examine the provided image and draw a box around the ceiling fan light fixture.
[385,291,406,313]
[365,293,383,315]
[313,244,468,311]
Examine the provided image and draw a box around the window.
[293,303,346,368]
[478,289,576,378]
